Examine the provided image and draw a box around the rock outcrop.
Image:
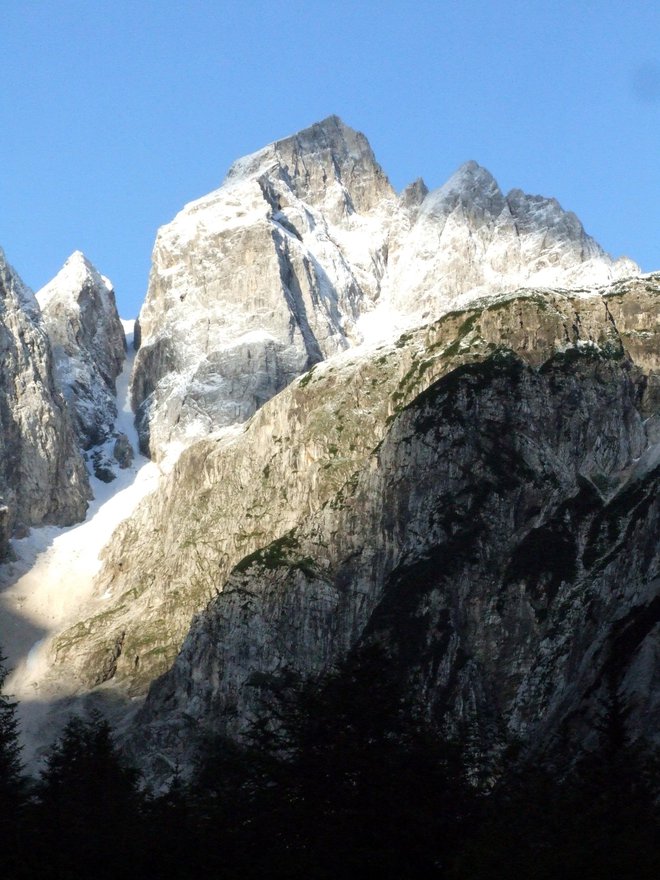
[0,248,90,553]
[36,252,126,451]
[132,288,659,777]
[49,277,658,716]
[132,116,396,459]
[132,117,637,461]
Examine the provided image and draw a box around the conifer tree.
[0,650,25,879]
[194,644,474,878]
[33,710,143,880]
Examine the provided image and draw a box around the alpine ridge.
[132,117,637,461]
[37,252,128,478]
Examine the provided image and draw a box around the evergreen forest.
[1,647,658,879]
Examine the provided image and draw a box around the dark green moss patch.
[298,366,317,388]
[233,530,320,580]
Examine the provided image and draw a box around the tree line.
[1,646,658,879]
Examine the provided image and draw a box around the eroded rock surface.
[0,248,89,551]
[37,251,126,450]
[49,278,658,714]
[132,117,637,460]
[132,116,396,458]
[134,341,659,778]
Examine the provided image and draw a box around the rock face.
[36,252,126,451]
[49,278,658,729]
[133,290,659,777]
[132,116,395,459]
[0,248,90,554]
[132,117,636,460]
[9,118,653,784]
[381,162,638,321]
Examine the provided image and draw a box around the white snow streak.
[0,320,161,762]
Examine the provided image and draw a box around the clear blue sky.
[1,0,658,317]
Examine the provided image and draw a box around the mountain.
[36,252,126,453]
[132,117,636,461]
[43,273,658,780]
[1,118,656,786]
[36,252,134,482]
[0,248,90,557]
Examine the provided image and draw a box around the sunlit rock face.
[131,284,659,780]
[131,117,636,461]
[37,251,126,451]
[381,162,638,321]
[9,117,651,785]
[131,116,397,459]
[0,248,89,554]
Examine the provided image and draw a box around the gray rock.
[0,503,10,561]
[89,450,116,483]
[0,247,90,536]
[399,177,429,214]
[49,278,658,717]
[133,342,658,779]
[36,251,127,451]
[132,116,396,459]
[113,433,134,469]
[131,118,638,461]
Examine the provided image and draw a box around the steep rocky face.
[0,248,90,555]
[382,162,637,321]
[48,277,658,706]
[132,117,637,461]
[36,252,126,451]
[133,344,658,777]
[132,116,396,459]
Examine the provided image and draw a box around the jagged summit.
[0,247,89,545]
[400,177,429,210]
[0,246,39,316]
[223,114,394,217]
[36,254,126,452]
[422,160,505,218]
[132,117,640,460]
[226,115,377,171]
[37,251,113,308]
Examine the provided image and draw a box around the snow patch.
[0,318,162,764]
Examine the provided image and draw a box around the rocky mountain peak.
[0,247,89,547]
[37,251,112,309]
[400,177,429,211]
[0,246,39,317]
[36,254,126,452]
[421,160,505,219]
[224,115,394,217]
[131,119,640,461]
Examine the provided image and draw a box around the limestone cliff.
[132,116,396,459]
[133,302,659,776]
[36,252,126,451]
[132,117,637,461]
[49,277,658,713]
[0,248,90,556]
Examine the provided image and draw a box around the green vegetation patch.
[233,530,320,579]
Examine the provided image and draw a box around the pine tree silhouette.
[32,710,143,880]
[0,651,25,880]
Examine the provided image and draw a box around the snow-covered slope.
[132,117,638,462]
